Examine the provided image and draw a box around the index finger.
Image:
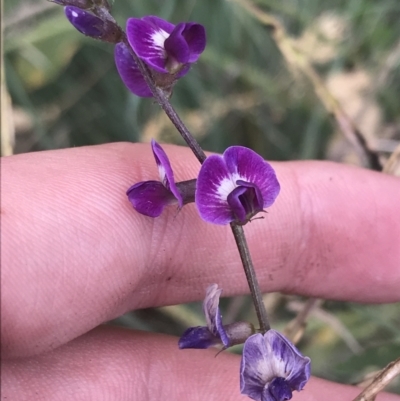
[2,143,400,357]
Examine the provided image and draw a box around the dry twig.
[352,357,400,401]
[229,0,381,170]
[284,298,322,344]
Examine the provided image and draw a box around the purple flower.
[115,16,206,97]
[64,6,122,43]
[127,140,183,217]
[178,284,254,349]
[195,146,280,225]
[240,331,311,401]
[127,16,206,74]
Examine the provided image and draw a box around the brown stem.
[121,36,207,165]
[230,223,270,333]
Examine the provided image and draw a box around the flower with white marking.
[195,146,280,225]
[240,331,311,401]
[115,16,206,97]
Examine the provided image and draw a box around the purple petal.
[195,154,239,225]
[240,331,311,401]
[142,16,175,35]
[269,332,311,391]
[181,23,206,63]
[126,180,176,217]
[164,23,191,71]
[226,181,264,224]
[178,326,221,349]
[151,140,183,207]
[114,42,152,97]
[268,377,293,401]
[65,6,104,38]
[163,22,205,73]
[224,146,280,208]
[164,22,190,64]
[260,388,276,401]
[240,333,271,401]
[127,17,173,73]
[203,284,229,347]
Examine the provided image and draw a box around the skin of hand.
[1,142,400,401]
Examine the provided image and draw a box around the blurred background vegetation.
[3,0,400,394]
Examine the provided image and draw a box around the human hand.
[2,143,400,400]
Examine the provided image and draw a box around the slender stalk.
[56,0,271,339]
[121,32,268,332]
[230,223,270,333]
[122,36,207,164]
[352,356,400,401]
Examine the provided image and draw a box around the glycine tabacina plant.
[58,0,311,399]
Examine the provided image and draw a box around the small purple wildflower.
[195,146,280,225]
[64,6,122,43]
[179,284,254,349]
[240,331,311,401]
[127,140,183,217]
[115,16,206,97]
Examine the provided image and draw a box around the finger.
[2,143,400,357]
[2,326,399,401]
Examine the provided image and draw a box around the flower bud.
[64,6,122,43]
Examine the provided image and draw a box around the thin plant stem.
[54,0,299,338]
[230,223,270,333]
[122,36,207,164]
[120,24,267,331]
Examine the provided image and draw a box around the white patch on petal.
[71,10,78,18]
[255,341,288,385]
[216,173,242,200]
[270,355,288,378]
[151,29,170,51]
[157,165,167,185]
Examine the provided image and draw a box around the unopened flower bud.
[64,6,122,43]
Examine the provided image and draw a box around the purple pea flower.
[195,146,280,225]
[127,140,183,217]
[240,331,311,401]
[115,16,206,97]
[179,284,254,350]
